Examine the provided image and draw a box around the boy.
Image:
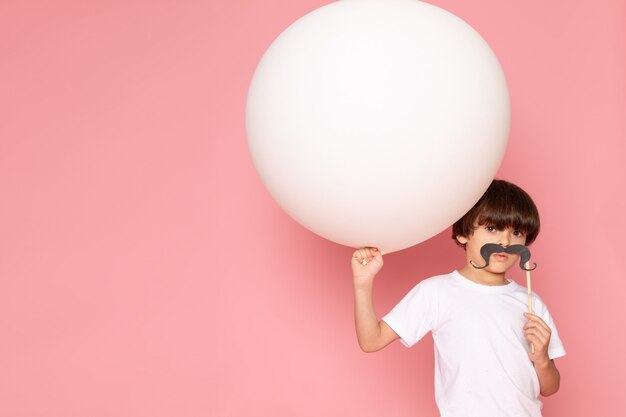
[352,179,566,417]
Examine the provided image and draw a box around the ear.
[456,235,468,245]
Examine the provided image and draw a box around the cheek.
[512,235,526,244]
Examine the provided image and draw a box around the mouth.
[492,253,509,262]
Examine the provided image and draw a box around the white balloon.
[246,0,510,254]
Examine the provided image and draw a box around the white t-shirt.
[382,270,566,417]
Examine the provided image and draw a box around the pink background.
[1,1,624,416]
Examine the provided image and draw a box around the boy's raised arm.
[352,248,399,352]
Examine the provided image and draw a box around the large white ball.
[246,0,510,254]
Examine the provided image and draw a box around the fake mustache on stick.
[469,244,537,271]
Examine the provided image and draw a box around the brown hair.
[452,179,540,247]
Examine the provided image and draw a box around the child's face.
[457,224,528,274]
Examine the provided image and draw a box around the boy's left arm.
[523,312,561,396]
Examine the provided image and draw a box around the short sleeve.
[382,280,438,348]
[534,295,567,360]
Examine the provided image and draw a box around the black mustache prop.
[469,244,537,271]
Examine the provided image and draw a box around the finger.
[365,247,379,257]
[533,324,550,341]
[354,248,368,262]
[524,327,544,340]
[523,320,550,335]
[524,327,550,345]
[361,247,379,263]
[524,313,551,333]
[352,250,368,266]
[524,332,544,348]
[525,334,548,352]
[523,312,541,322]
[524,329,549,348]
[524,313,547,326]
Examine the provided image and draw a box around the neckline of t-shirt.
[451,270,519,294]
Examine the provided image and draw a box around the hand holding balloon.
[352,248,384,283]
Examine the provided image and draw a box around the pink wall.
[1,1,624,416]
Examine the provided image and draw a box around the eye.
[485,225,497,232]
[513,230,525,237]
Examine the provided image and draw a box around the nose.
[497,230,511,247]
